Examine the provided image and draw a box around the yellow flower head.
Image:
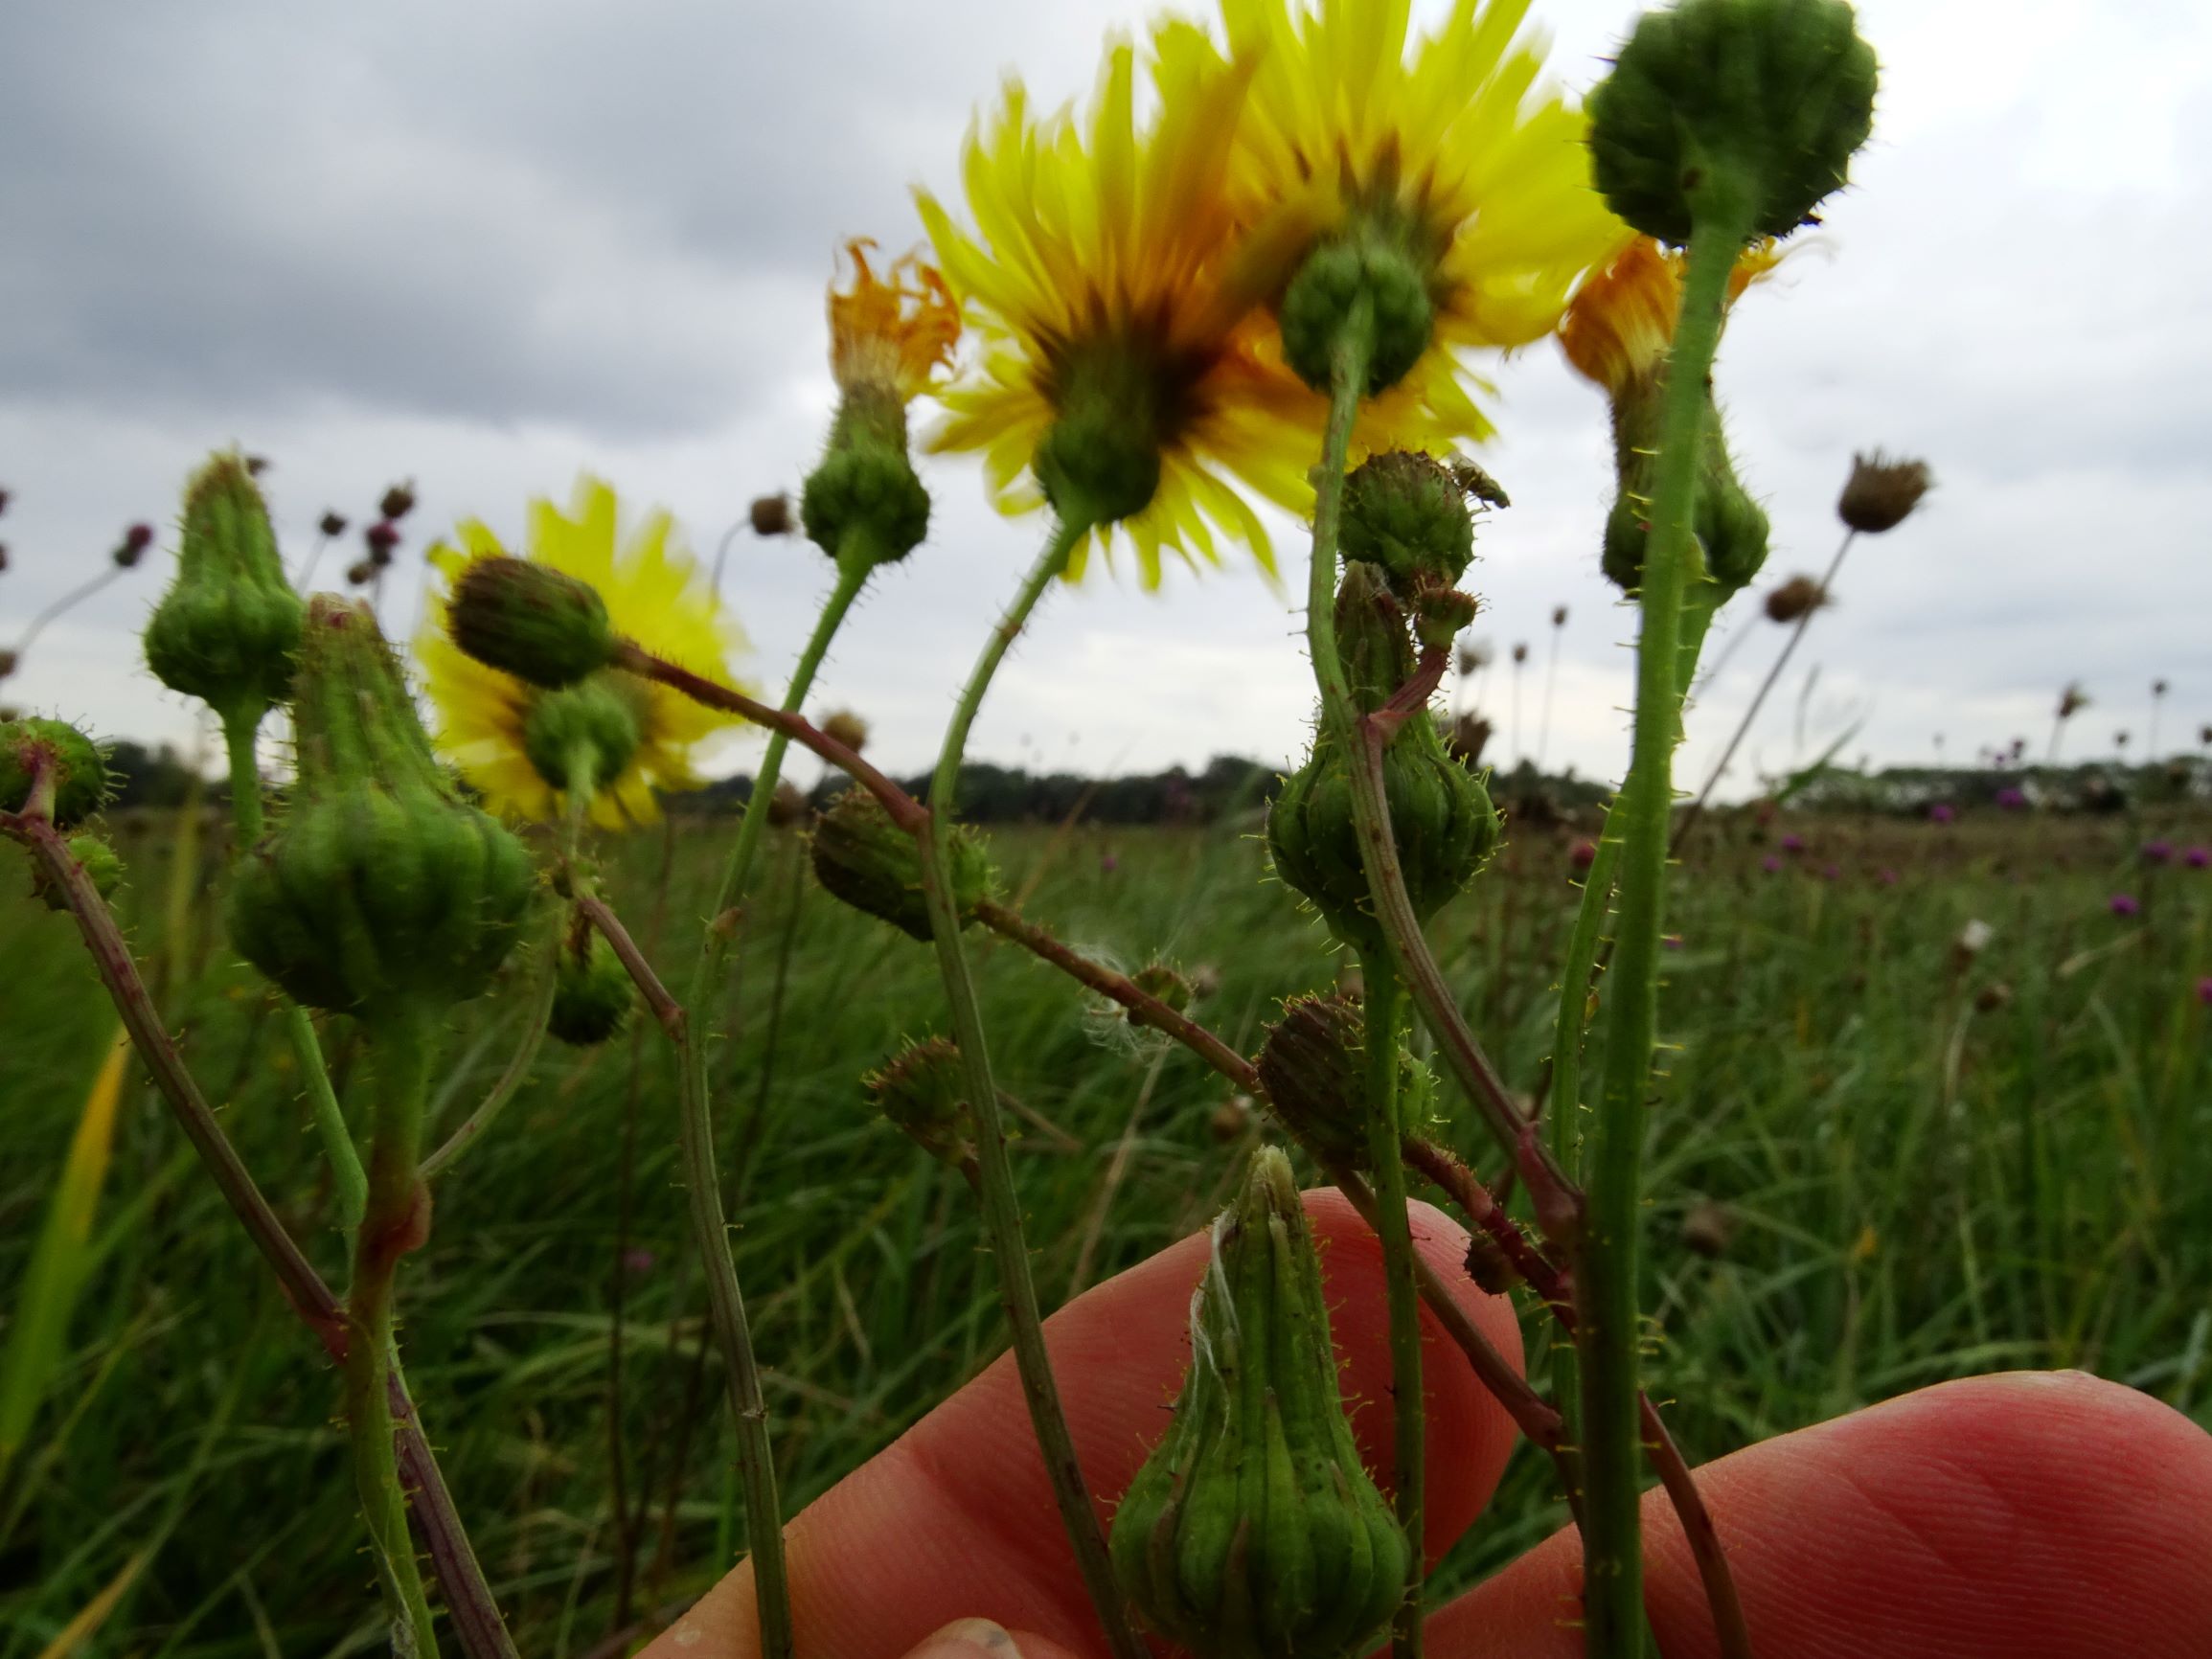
[417,478,751,829]
[919,37,1335,588]
[1198,0,1620,441]
[829,239,962,403]
[1558,232,1782,397]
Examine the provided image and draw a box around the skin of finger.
[901,1620,1081,1659]
[1428,1370,2212,1659]
[640,1188,1523,1658]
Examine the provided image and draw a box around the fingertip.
[901,1618,1075,1659]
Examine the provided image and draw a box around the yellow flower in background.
[417,479,750,829]
[918,37,1331,589]
[1558,233,1782,397]
[829,239,961,404]
[1195,0,1620,441]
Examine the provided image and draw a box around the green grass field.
[2,804,2207,1654]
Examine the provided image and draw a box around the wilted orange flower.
[1558,234,1781,396]
[829,239,961,403]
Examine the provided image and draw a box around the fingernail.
[906,1619,1021,1659]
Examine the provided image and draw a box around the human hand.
[641,1190,2212,1658]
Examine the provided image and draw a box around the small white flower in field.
[1958,919,1995,955]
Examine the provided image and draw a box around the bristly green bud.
[1600,384,1769,596]
[1412,584,1480,652]
[520,675,644,798]
[33,831,125,912]
[801,385,932,570]
[1268,709,1497,957]
[228,598,535,1026]
[864,1035,976,1167]
[809,788,992,943]
[1339,451,1473,602]
[1333,562,1415,716]
[1109,1146,1407,1659]
[1255,992,1437,1173]
[143,451,305,728]
[1280,220,1437,396]
[446,555,617,690]
[1131,963,1194,1015]
[0,717,110,828]
[1033,343,1166,530]
[547,922,632,1047]
[1588,0,1879,245]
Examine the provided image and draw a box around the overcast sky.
[3,0,2206,797]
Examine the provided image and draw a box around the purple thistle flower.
[2142,840,2175,865]
[1878,868,1900,886]
[2200,977,2212,1007]
[1099,852,1119,875]
[2186,846,2210,870]
[1995,786,2027,810]
[2109,893,2141,918]
[623,1247,657,1274]
[1761,854,1783,875]
[1821,863,1840,880]
[1927,802,1956,824]
[1780,833,1806,853]
[1662,933,1684,950]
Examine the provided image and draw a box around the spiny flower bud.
[346,558,376,586]
[820,709,869,754]
[764,779,810,829]
[1764,573,1828,623]
[143,451,305,727]
[446,555,617,690]
[1588,0,1879,245]
[1339,451,1473,602]
[521,676,643,797]
[1280,225,1436,396]
[1412,584,1479,652]
[1268,711,1497,957]
[802,413,933,568]
[1836,450,1931,533]
[34,831,125,911]
[114,524,154,568]
[0,717,111,828]
[378,481,418,522]
[547,925,633,1047]
[810,788,992,942]
[1601,407,1769,595]
[318,511,349,538]
[1131,963,1194,1015]
[1109,1146,1407,1659]
[1033,347,1166,531]
[1253,992,1370,1170]
[228,598,534,1025]
[864,1036,976,1167]
[1333,562,1415,716]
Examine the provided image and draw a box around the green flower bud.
[1588,0,1879,245]
[801,386,933,569]
[547,925,632,1047]
[1280,220,1436,397]
[1600,386,1769,596]
[0,717,110,828]
[520,674,644,798]
[1268,713,1497,957]
[1254,992,1438,1173]
[864,1036,976,1167]
[33,831,125,911]
[1412,585,1479,652]
[143,451,305,726]
[446,555,617,690]
[229,598,535,1026]
[1333,562,1415,716]
[1110,1146,1407,1659]
[1131,963,1194,1015]
[809,789,992,943]
[1339,451,1473,601]
[1033,344,1167,530]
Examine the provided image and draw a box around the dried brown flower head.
[1765,573,1829,624]
[1837,450,1932,534]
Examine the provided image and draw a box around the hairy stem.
[420,953,557,1181]
[913,513,1147,1659]
[345,1006,440,1653]
[1359,964,1425,1656]
[1578,209,1745,1659]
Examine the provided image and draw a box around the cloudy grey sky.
[3,0,2206,796]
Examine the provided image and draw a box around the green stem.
[913,514,1148,1659]
[419,955,557,1182]
[1550,802,1626,1168]
[346,1006,441,1654]
[1357,960,1424,1657]
[1577,209,1746,1659]
[221,712,368,1228]
[671,551,868,1659]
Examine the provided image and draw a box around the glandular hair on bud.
[864,1036,976,1167]
[809,788,992,942]
[1255,992,1438,1173]
[1279,225,1437,397]
[1836,450,1931,533]
[548,925,634,1047]
[1339,451,1474,602]
[144,451,305,727]
[0,716,111,829]
[229,598,535,1026]
[34,831,125,911]
[1109,1146,1407,1659]
[801,386,931,568]
[447,556,617,689]
[1588,0,1879,244]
